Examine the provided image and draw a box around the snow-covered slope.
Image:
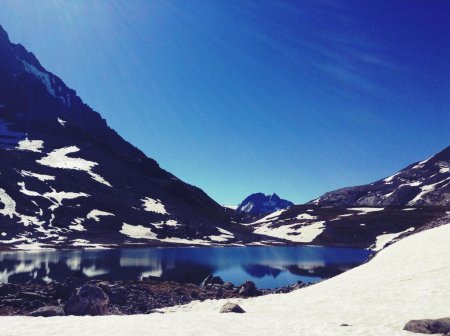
[1,223,448,336]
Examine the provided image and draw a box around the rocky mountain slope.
[0,25,260,250]
[240,148,450,248]
[236,193,293,215]
[311,147,450,207]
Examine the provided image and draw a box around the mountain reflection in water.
[0,246,371,289]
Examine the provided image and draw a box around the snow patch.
[57,118,67,127]
[142,197,168,215]
[348,207,384,213]
[37,146,111,187]
[120,223,157,240]
[439,167,450,174]
[296,213,317,220]
[0,188,17,218]
[407,176,450,205]
[383,172,401,183]
[254,221,326,243]
[370,227,415,251]
[20,170,55,182]
[87,210,115,222]
[247,209,287,225]
[16,138,44,153]
[22,60,56,97]
[69,218,86,232]
[209,227,235,242]
[18,181,89,211]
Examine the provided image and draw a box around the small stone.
[219,303,245,314]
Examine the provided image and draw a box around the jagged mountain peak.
[237,192,293,215]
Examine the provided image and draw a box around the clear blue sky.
[1,0,449,205]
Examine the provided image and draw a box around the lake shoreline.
[0,275,310,316]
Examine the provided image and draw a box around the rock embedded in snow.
[64,284,109,316]
[29,306,65,317]
[403,317,450,335]
[220,303,245,314]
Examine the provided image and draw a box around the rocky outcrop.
[404,318,450,334]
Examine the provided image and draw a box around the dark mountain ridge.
[0,24,259,250]
[311,146,450,207]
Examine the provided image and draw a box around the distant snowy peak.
[312,146,450,207]
[237,193,294,215]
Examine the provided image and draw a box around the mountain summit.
[0,25,242,249]
[237,193,293,215]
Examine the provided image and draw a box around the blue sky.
[0,0,449,205]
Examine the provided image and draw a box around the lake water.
[0,246,371,289]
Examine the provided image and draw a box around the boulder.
[201,275,225,287]
[220,302,245,313]
[223,282,234,290]
[404,318,450,334]
[0,283,19,296]
[238,281,261,297]
[29,306,65,317]
[64,284,109,316]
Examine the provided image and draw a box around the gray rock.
[404,318,450,334]
[219,303,245,314]
[201,275,225,287]
[64,284,109,316]
[18,291,48,301]
[29,306,65,317]
[238,281,260,297]
[223,282,234,290]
